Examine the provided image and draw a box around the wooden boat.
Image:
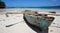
[23,11,55,31]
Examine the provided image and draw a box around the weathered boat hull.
[23,14,54,31]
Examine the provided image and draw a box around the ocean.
[0,8,60,13]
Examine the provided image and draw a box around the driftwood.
[0,11,60,17]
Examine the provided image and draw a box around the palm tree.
[0,0,6,8]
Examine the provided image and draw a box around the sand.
[0,12,60,33]
[0,14,36,33]
[48,15,60,33]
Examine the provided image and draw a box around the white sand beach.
[0,9,60,33]
[48,16,60,33]
[0,14,36,33]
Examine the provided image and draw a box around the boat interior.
[24,10,55,24]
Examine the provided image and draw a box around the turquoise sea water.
[0,8,60,12]
[6,8,60,10]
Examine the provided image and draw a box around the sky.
[2,0,60,7]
